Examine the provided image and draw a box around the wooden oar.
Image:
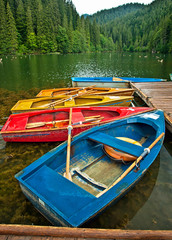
[26,115,102,129]
[84,115,101,119]
[51,85,96,97]
[97,132,165,197]
[64,108,73,181]
[72,116,104,125]
[40,89,96,109]
[26,119,69,128]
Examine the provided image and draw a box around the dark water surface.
[0,52,172,91]
[0,52,172,230]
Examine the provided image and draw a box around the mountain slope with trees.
[0,0,171,55]
[90,0,172,53]
[89,3,144,25]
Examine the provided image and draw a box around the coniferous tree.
[0,0,7,54]
[6,2,18,53]
[85,17,91,51]
[16,0,26,44]
[91,19,100,50]
[26,6,37,50]
[0,0,171,55]
[36,0,47,52]
[49,0,60,36]
[44,3,57,52]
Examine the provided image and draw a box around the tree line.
[91,0,172,53]
[0,0,171,55]
[0,0,115,54]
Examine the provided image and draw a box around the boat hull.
[36,87,134,97]
[1,107,151,142]
[72,77,166,88]
[11,95,133,114]
[19,168,148,227]
[72,80,129,88]
[15,110,165,227]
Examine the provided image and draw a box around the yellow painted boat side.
[11,95,133,113]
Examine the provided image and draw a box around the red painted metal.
[1,106,153,142]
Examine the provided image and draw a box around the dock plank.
[131,82,172,133]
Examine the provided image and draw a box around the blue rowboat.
[72,77,166,88]
[15,109,165,227]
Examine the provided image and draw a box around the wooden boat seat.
[88,132,144,157]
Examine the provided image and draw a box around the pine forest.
[0,0,172,55]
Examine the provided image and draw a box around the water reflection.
[0,53,171,91]
[127,145,172,230]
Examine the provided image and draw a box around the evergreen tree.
[36,0,47,52]
[26,6,37,50]
[85,17,91,51]
[49,0,60,36]
[56,25,69,54]
[91,19,100,50]
[6,2,18,53]
[0,0,7,54]
[16,0,26,44]
[44,3,57,51]
[0,0,171,54]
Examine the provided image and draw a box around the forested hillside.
[0,0,172,55]
[89,3,144,24]
[0,0,114,54]
[91,0,172,53]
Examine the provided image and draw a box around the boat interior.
[46,122,156,197]
[26,109,120,129]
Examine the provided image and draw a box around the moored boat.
[15,109,165,227]
[36,87,134,97]
[11,95,133,114]
[1,106,152,142]
[72,77,166,88]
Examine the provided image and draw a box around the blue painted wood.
[72,77,166,83]
[15,109,165,227]
[88,132,144,157]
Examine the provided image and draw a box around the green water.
[0,52,172,91]
[0,52,172,230]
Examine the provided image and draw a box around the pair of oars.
[40,85,96,109]
[51,85,96,97]
[26,115,102,129]
[97,132,165,197]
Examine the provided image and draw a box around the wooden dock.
[0,224,172,240]
[131,82,172,133]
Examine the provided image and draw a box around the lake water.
[0,52,172,230]
[0,52,172,91]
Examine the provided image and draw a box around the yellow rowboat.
[36,87,134,97]
[11,95,134,113]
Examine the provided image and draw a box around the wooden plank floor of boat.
[1,224,172,240]
[131,82,172,133]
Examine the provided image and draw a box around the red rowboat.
[1,106,153,142]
